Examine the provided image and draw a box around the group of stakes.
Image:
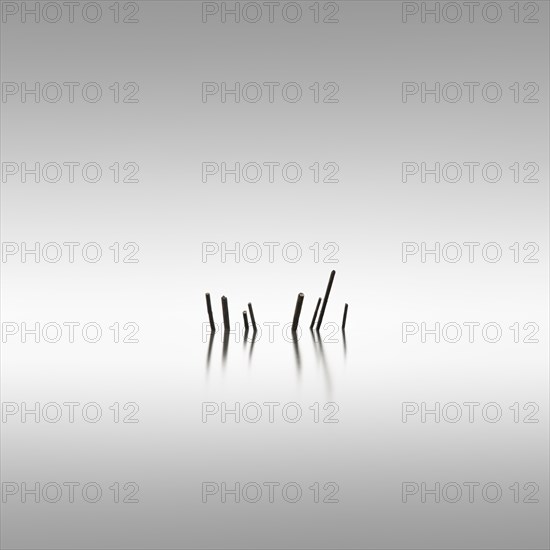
[205,270,348,334]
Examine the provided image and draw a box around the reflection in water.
[205,331,215,371]
[222,329,229,365]
[312,330,332,395]
[309,328,322,367]
[204,327,345,389]
[291,332,301,373]
[342,329,347,357]
[248,329,258,362]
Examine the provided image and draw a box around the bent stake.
[316,270,336,331]
[310,297,321,329]
[291,293,304,332]
[205,293,216,332]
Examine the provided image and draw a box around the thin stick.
[243,311,249,331]
[316,270,336,331]
[248,302,257,331]
[291,293,304,332]
[205,293,216,332]
[221,296,230,330]
[310,297,321,329]
[342,303,348,331]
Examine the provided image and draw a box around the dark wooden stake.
[291,293,304,332]
[205,293,216,332]
[310,297,322,329]
[316,270,336,331]
[248,302,257,331]
[221,296,230,330]
[342,303,348,331]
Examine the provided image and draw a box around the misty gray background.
[1,1,549,548]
